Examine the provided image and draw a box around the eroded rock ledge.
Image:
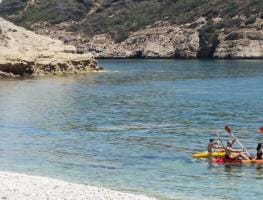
[32,17,263,59]
[0,18,102,78]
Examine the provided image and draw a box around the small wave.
[88,164,119,170]
[92,123,180,132]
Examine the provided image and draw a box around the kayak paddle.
[224,125,232,134]
[224,125,251,157]
[216,132,225,148]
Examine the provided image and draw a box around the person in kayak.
[207,139,224,153]
[256,143,263,160]
[224,139,250,160]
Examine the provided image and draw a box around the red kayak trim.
[213,158,263,165]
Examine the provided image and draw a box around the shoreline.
[97,57,263,60]
[0,171,157,200]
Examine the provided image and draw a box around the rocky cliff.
[0,0,262,59]
[214,28,263,58]
[0,17,101,78]
[31,18,263,59]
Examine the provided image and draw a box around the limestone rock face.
[0,18,101,78]
[214,29,263,59]
[33,22,200,59]
[29,17,263,59]
[86,23,262,59]
[121,25,200,58]
[0,0,262,59]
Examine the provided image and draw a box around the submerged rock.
[0,17,102,78]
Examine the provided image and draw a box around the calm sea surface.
[0,60,263,200]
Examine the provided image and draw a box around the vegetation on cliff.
[0,0,262,58]
[83,0,262,42]
[0,0,92,24]
[1,0,262,37]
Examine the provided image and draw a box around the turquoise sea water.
[0,60,263,200]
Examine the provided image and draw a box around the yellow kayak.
[192,151,225,159]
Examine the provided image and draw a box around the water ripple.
[0,60,263,200]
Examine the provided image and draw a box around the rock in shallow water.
[0,17,102,78]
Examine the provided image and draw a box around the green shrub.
[0,0,262,43]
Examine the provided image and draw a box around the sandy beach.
[0,171,157,200]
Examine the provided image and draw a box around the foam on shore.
[0,171,157,200]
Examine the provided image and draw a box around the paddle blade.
[260,127,263,134]
[225,125,232,134]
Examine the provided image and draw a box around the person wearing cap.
[207,139,224,153]
[224,139,250,160]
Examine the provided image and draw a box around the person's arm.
[231,139,236,146]
[229,147,244,153]
[212,144,225,150]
